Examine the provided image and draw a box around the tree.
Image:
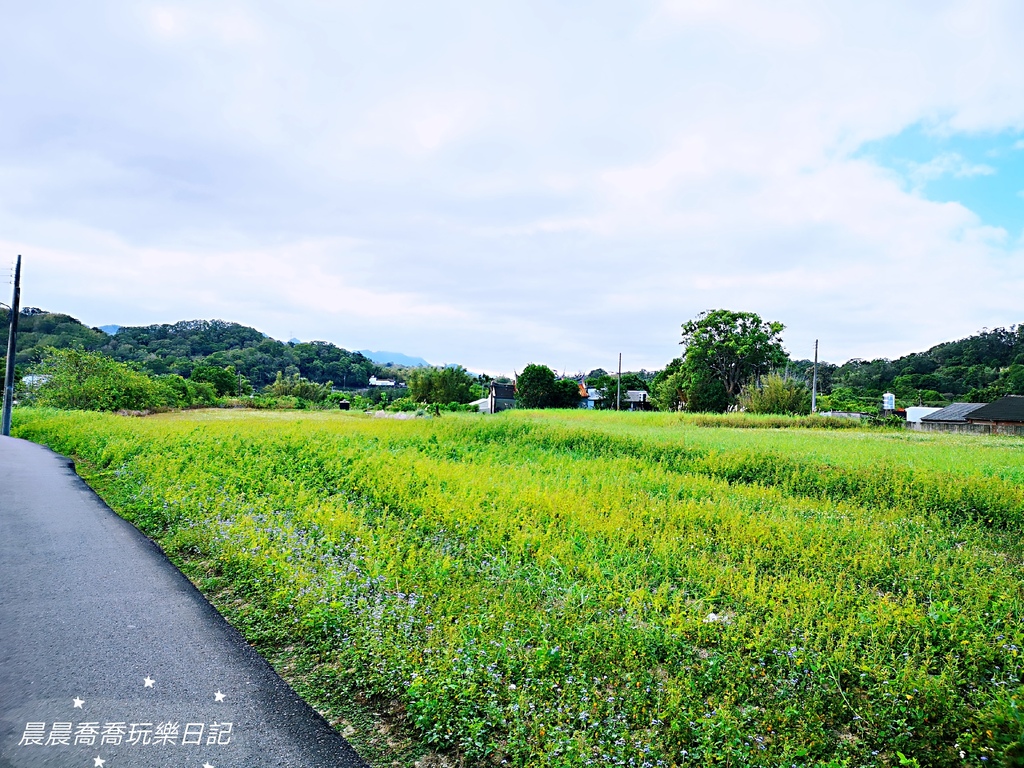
[679,310,787,402]
[515,364,583,409]
[515,364,556,408]
[551,377,585,408]
[586,371,648,410]
[190,364,249,397]
[651,358,724,412]
[407,366,475,404]
[650,375,680,411]
[685,373,731,413]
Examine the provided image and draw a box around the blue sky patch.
[858,124,1024,236]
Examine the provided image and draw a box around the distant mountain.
[359,350,430,367]
[98,325,121,335]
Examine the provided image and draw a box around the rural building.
[625,390,652,411]
[581,387,650,410]
[918,402,986,433]
[487,382,516,414]
[964,395,1024,435]
[904,406,942,429]
[369,376,396,387]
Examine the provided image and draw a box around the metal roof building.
[920,402,986,422]
[965,395,1024,435]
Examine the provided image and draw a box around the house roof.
[491,383,515,400]
[965,395,1024,423]
[920,402,987,423]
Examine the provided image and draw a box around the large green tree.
[516,364,582,409]
[407,365,475,404]
[190,364,249,397]
[679,310,787,402]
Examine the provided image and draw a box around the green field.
[13,409,1024,767]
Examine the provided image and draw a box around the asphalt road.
[0,436,368,768]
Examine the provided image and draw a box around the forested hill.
[0,310,381,389]
[791,324,1024,406]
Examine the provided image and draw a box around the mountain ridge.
[358,350,430,367]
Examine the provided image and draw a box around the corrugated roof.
[965,395,1024,423]
[920,402,987,422]
[491,383,515,399]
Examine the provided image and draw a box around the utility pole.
[2,255,22,436]
[616,352,622,412]
[811,339,818,414]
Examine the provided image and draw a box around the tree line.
[4,307,1023,415]
[513,309,1024,415]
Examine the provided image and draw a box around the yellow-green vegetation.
[13,408,1024,767]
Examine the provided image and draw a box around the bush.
[385,397,421,413]
[739,373,811,415]
[35,348,172,411]
[154,374,218,407]
[265,372,332,402]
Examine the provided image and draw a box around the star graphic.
[214,690,226,702]
[203,763,215,768]
[93,756,106,767]
[73,696,85,708]
[143,675,155,688]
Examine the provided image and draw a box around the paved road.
[0,436,368,768]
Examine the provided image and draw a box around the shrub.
[739,373,811,415]
[265,372,332,402]
[35,348,171,411]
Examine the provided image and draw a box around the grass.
[12,407,1024,767]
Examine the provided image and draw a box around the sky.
[2,1,1023,376]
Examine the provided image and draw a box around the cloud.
[908,153,997,185]
[3,1,1024,373]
